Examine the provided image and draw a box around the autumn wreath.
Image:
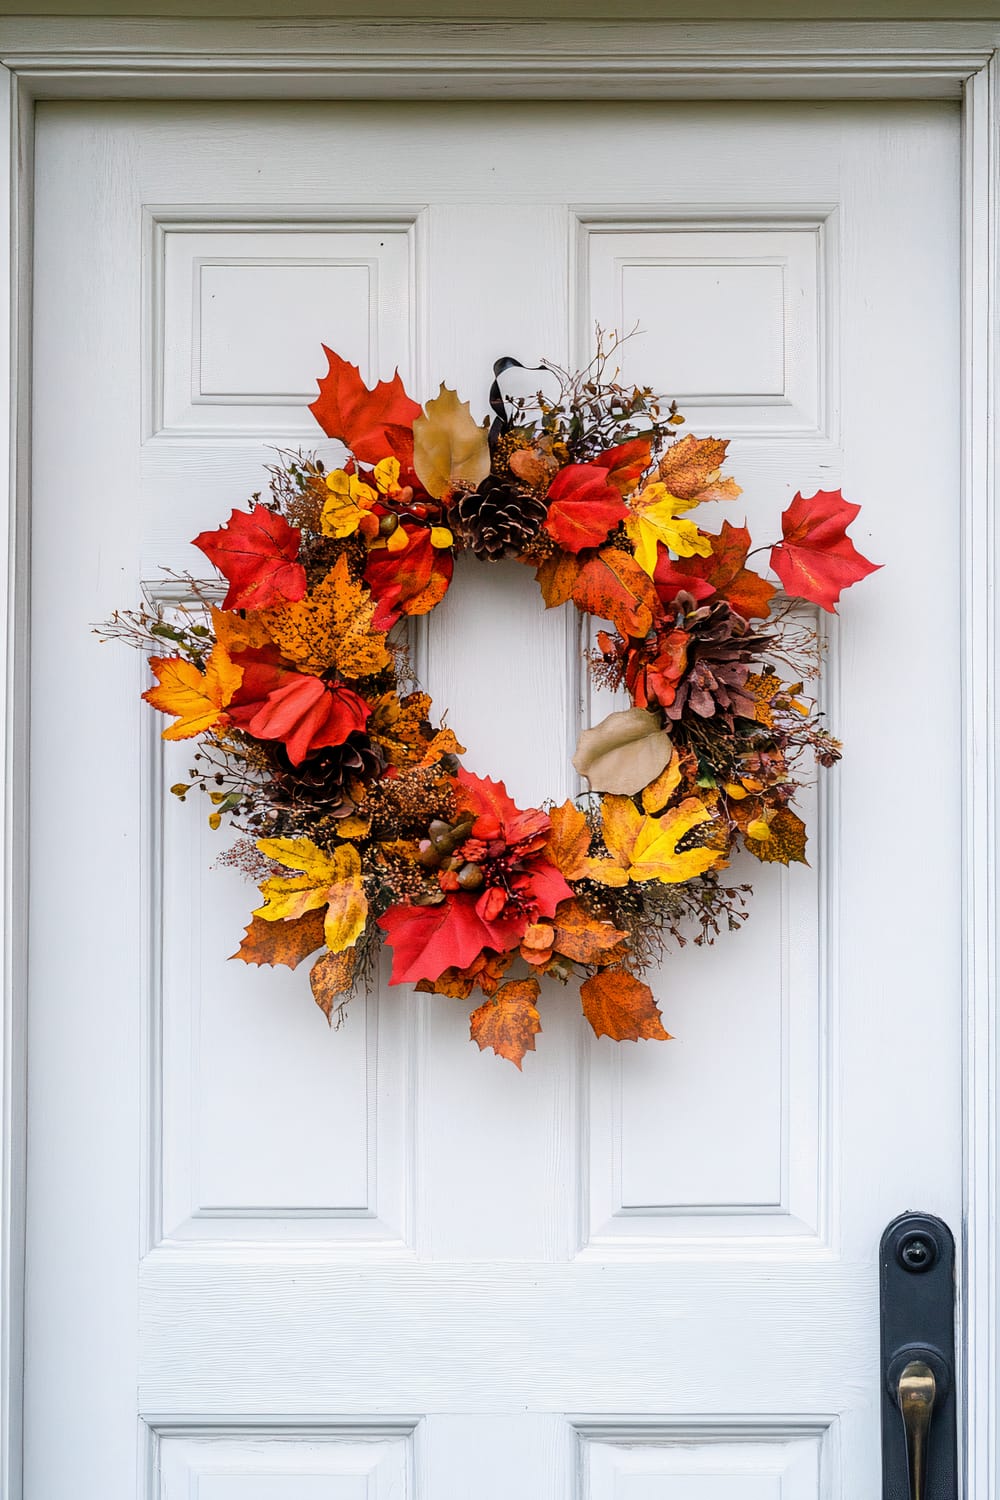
[102,336,877,1067]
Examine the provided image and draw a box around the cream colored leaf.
[573,707,674,795]
[412,385,491,499]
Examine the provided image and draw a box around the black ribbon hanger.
[487,356,549,453]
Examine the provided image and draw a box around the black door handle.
[880,1213,957,1500]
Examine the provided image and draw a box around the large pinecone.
[665,598,774,727]
[452,474,548,559]
[267,732,384,819]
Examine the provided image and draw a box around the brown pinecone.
[267,732,384,819]
[665,598,774,727]
[452,474,548,559]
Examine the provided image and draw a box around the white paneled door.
[27,101,960,1497]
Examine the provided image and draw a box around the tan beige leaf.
[413,385,491,500]
[573,707,674,795]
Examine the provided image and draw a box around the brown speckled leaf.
[309,948,357,1023]
[469,978,542,1068]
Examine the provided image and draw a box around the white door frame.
[1,18,997,1498]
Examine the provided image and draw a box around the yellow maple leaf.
[322,845,368,953]
[641,748,683,813]
[601,795,723,883]
[320,469,377,539]
[254,836,340,921]
[254,837,369,952]
[260,555,391,679]
[624,482,714,576]
[142,642,242,741]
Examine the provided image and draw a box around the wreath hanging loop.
[100,333,878,1067]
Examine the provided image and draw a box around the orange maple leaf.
[534,551,582,609]
[259,555,391,679]
[572,548,658,638]
[231,908,327,969]
[469,978,542,1068]
[579,970,671,1042]
[416,950,514,999]
[550,899,628,964]
[142,642,242,740]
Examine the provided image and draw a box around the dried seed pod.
[441,854,464,872]
[451,815,475,841]
[457,862,484,891]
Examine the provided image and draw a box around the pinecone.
[665,598,774,728]
[452,474,548,559]
[267,732,384,819]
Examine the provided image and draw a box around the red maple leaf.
[192,505,306,612]
[226,647,370,764]
[594,438,652,495]
[309,347,421,466]
[655,520,776,620]
[364,526,454,629]
[455,770,549,852]
[769,490,880,613]
[543,464,629,553]
[379,896,526,985]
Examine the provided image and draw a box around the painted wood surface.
[23,96,964,1498]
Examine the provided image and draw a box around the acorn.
[428,818,455,854]
[457,862,484,891]
[378,512,399,537]
[417,839,440,868]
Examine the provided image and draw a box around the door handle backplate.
[880,1212,957,1500]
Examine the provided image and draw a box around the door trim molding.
[1,20,997,1499]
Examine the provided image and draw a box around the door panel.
[27,100,961,1497]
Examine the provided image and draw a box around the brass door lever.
[897,1360,936,1500]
